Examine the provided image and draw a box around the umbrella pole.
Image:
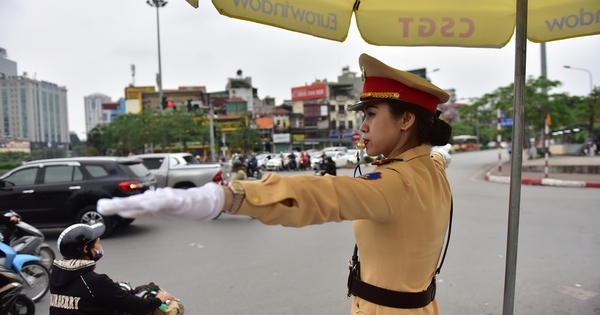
[502,0,527,314]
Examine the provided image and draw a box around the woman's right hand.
[97,183,224,221]
[156,291,175,304]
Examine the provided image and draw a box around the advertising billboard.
[273,133,291,143]
[125,86,155,100]
[291,83,327,101]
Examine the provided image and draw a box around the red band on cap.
[362,77,439,113]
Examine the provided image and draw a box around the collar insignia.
[371,158,404,166]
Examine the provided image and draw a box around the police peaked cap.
[348,54,449,113]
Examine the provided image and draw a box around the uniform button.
[252,196,261,203]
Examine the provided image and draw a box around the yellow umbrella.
[186,0,599,47]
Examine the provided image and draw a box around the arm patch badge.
[360,172,382,180]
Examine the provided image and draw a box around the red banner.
[291,83,327,101]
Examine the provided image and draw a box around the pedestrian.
[49,223,174,314]
[98,53,453,314]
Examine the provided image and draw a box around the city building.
[226,73,260,114]
[283,66,363,151]
[0,48,17,79]
[84,93,111,133]
[0,139,30,154]
[0,74,69,146]
[255,116,274,152]
[327,66,363,144]
[438,102,467,123]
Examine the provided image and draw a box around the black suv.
[0,157,156,236]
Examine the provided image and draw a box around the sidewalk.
[485,154,600,188]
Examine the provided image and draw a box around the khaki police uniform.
[235,144,451,315]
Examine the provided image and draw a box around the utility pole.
[205,92,216,162]
[147,0,167,152]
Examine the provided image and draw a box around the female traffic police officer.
[98,53,453,315]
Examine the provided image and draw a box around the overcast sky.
[2,1,598,139]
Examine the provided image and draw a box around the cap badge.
[361,66,366,83]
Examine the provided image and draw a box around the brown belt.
[348,273,436,309]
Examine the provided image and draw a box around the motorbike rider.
[246,154,258,177]
[317,156,337,176]
[49,223,174,315]
[316,151,326,171]
[299,152,308,170]
[287,151,297,170]
[1,211,20,245]
[232,161,247,181]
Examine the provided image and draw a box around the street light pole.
[564,65,593,92]
[147,0,167,151]
[564,65,596,156]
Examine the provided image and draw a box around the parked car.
[255,153,273,170]
[486,141,498,148]
[131,153,228,189]
[0,157,157,236]
[346,149,359,164]
[486,141,508,149]
[310,151,324,170]
[326,151,349,168]
[322,146,348,153]
[265,156,283,171]
[311,151,348,169]
[266,153,300,171]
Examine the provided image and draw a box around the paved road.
[36,151,600,314]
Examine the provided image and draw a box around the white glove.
[97,182,224,221]
[431,144,452,168]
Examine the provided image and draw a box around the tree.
[459,76,575,146]
[572,87,600,142]
[93,109,215,155]
[69,132,85,157]
[225,115,261,153]
[85,125,104,155]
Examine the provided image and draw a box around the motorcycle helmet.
[57,223,105,259]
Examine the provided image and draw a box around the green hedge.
[0,161,22,174]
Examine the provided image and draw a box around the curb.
[485,169,600,188]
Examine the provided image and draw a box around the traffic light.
[161,97,167,110]
[167,100,175,110]
[186,99,193,112]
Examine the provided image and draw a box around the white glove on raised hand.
[97,182,225,221]
[431,143,452,168]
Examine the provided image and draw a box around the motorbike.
[117,281,185,315]
[3,211,55,271]
[284,158,298,171]
[0,242,50,303]
[246,166,263,180]
[0,264,35,315]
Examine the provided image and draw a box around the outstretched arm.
[98,182,229,220]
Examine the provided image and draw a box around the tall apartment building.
[0,48,17,79]
[0,75,69,144]
[84,93,111,133]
